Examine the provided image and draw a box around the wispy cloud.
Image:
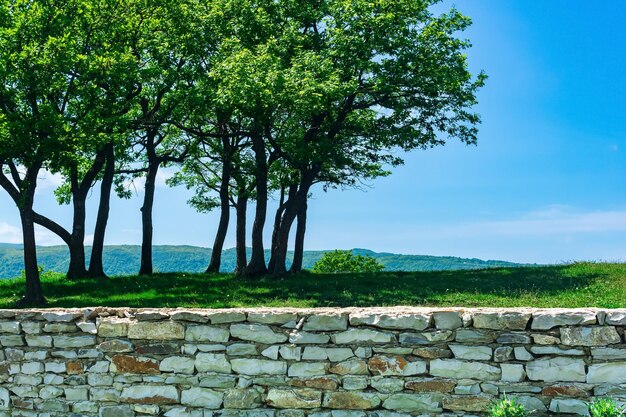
[424,205,626,238]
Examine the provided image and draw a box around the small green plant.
[588,398,625,417]
[312,250,385,274]
[487,395,527,417]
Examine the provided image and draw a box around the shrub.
[487,395,527,417]
[588,398,625,417]
[312,250,385,274]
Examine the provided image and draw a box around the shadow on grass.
[0,263,609,308]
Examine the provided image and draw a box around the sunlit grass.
[1,262,625,308]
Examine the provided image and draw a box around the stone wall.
[0,307,625,417]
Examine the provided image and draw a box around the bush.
[588,398,625,417]
[487,396,527,417]
[312,250,385,274]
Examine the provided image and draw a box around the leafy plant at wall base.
[312,250,385,274]
[588,398,625,417]
[487,395,527,417]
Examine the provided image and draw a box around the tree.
[259,0,487,275]
[0,0,137,301]
[115,0,205,276]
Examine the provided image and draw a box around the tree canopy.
[0,0,485,305]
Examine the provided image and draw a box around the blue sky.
[1,1,626,264]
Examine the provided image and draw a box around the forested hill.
[0,244,526,279]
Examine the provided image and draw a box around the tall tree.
[0,0,137,301]
[259,0,487,275]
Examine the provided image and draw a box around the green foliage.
[487,396,527,417]
[313,250,385,274]
[588,398,625,417]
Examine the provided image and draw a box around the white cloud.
[422,205,626,238]
[0,222,22,243]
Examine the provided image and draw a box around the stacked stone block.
[0,307,625,416]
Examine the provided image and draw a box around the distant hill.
[0,244,527,278]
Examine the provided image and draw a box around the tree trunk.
[89,142,115,278]
[139,160,159,275]
[290,199,308,274]
[206,147,231,273]
[234,194,248,275]
[66,194,88,280]
[0,161,45,305]
[270,201,300,277]
[270,170,316,277]
[19,206,45,306]
[245,135,269,277]
[268,184,294,274]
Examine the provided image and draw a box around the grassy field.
[0,262,624,309]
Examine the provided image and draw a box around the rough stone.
[399,330,452,345]
[160,356,195,374]
[405,379,455,393]
[181,387,223,408]
[526,357,586,382]
[367,355,426,376]
[329,359,369,375]
[224,388,263,409]
[591,347,626,359]
[170,310,209,323]
[323,392,381,410]
[207,311,246,324]
[605,311,626,325]
[514,346,534,361]
[542,384,590,397]
[98,339,134,353]
[494,346,514,362]
[289,331,331,344]
[433,311,463,330]
[383,393,442,413]
[111,355,160,374]
[549,399,589,415]
[248,312,298,325]
[449,344,492,361]
[291,376,339,390]
[195,353,232,373]
[231,359,287,375]
[516,396,548,414]
[413,347,452,359]
[455,329,496,343]
[497,333,532,344]
[349,312,431,331]
[530,346,585,356]
[121,385,179,404]
[332,329,394,345]
[99,405,134,417]
[430,359,501,381]
[442,395,492,412]
[288,362,329,377]
[127,321,185,340]
[501,364,526,382]
[185,325,230,343]
[532,310,596,330]
[279,345,302,361]
[587,362,626,383]
[97,318,129,337]
[370,377,405,393]
[472,311,531,330]
[304,314,348,331]
[560,326,621,346]
[231,324,288,344]
[267,388,322,409]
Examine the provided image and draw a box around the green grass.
[0,262,625,308]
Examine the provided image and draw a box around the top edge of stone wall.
[0,306,622,315]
